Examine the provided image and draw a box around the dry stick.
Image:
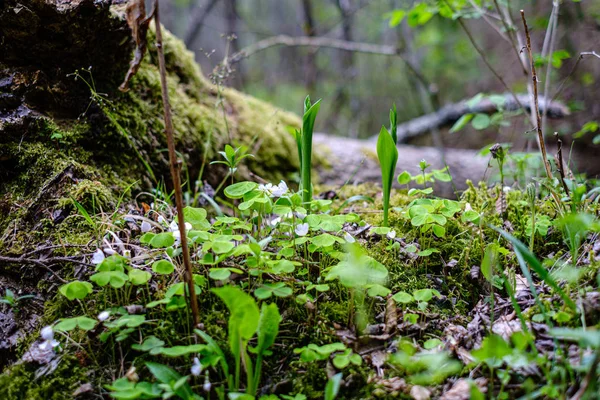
[154,1,200,328]
[541,2,560,133]
[226,35,431,93]
[520,10,554,182]
[447,2,528,116]
[552,51,600,102]
[555,133,570,197]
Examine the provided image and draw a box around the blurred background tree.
[160,0,600,171]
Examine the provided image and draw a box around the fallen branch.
[367,93,569,143]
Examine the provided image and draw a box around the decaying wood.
[119,0,155,91]
[313,133,488,199]
[379,93,569,144]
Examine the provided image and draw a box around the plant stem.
[154,1,200,328]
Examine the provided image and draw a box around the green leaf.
[131,336,165,352]
[224,181,258,199]
[212,286,260,363]
[397,171,412,185]
[481,243,498,283]
[90,271,129,288]
[366,284,391,297]
[471,114,491,130]
[413,289,433,302]
[423,338,443,349]
[154,344,208,357]
[377,126,399,227]
[550,328,600,348]
[300,97,321,203]
[255,303,282,357]
[128,269,152,285]
[145,362,195,400]
[149,232,175,248]
[392,291,414,304]
[58,280,93,301]
[183,206,209,229]
[209,268,232,281]
[152,260,175,275]
[212,240,235,254]
[54,316,96,332]
[324,373,343,400]
[493,226,577,312]
[450,113,474,133]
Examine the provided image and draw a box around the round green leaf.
[224,181,258,199]
[129,269,152,285]
[152,260,175,275]
[471,113,491,130]
[149,232,175,248]
[209,268,232,281]
[392,291,414,304]
[397,171,411,185]
[59,281,93,301]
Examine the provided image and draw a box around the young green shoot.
[376,105,399,227]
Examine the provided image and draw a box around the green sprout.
[377,104,399,227]
[294,96,321,205]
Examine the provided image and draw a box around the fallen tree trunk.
[386,93,570,143]
[314,134,488,199]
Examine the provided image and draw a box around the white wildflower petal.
[157,215,166,224]
[191,357,202,376]
[103,248,116,255]
[295,223,309,237]
[40,326,54,341]
[387,230,397,239]
[296,212,306,220]
[97,311,110,322]
[503,186,511,193]
[203,374,211,392]
[140,221,152,233]
[91,249,105,265]
[270,217,281,227]
[169,220,178,232]
[39,340,51,351]
[344,232,355,243]
[184,222,193,231]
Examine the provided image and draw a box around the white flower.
[91,249,105,264]
[157,215,166,224]
[270,181,288,197]
[503,186,512,193]
[270,217,281,227]
[103,247,116,255]
[39,326,59,351]
[258,183,273,195]
[191,357,202,376]
[386,230,397,239]
[141,221,152,233]
[169,220,178,232]
[203,373,211,392]
[295,223,309,236]
[296,212,306,220]
[465,202,473,212]
[344,232,355,243]
[40,326,54,341]
[97,311,110,322]
[123,249,131,258]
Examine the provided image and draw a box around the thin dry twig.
[552,51,600,101]
[153,0,200,328]
[555,133,570,197]
[520,10,554,182]
[226,35,431,92]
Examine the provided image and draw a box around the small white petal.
[203,374,211,392]
[123,250,131,258]
[184,222,193,232]
[141,221,152,233]
[295,223,309,237]
[40,326,54,341]
[191,357,202,376]
[91,249,105,265]
[169,220,178,232]
[386,230,397,239]
[157,215,166,224]
[103,248,116,255]
[503,186,511,193]
[296,212,306,220]
[270,217,281,227]
[38,340,51,351]
[97,311,110,322]
[344,232,355,243]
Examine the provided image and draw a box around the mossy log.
[0,0,302,239]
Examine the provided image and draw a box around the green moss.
[0,355,88,400]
